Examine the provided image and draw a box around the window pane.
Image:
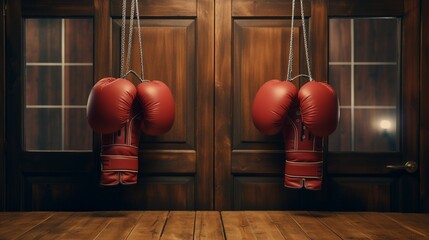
[24,18,93,151]
[328,18,400,152]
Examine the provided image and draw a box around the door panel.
[6,0,213,210]
[215,0,420,211]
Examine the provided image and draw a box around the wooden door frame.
[0,0,5,211]
[420,0,429,213]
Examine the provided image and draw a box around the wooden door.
[5,0,213,210]
[214,0,421,211]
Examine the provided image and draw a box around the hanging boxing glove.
[252,80,297,136]
[137,80,175,136]
[298,81,339,136]
[283,101,323,190]
[87,77,140,185]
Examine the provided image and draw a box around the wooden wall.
[421,0,429,213]
[1,0,428,212]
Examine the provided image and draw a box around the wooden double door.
[3,0,423,211]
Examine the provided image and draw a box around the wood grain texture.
[161,211,195,239]
[22,0,94,17]
[289,211,342,240]
[232,0,311,17]
[126,211,168,239]
[328,0,403,17]
[401,0,420,212]
[0,211,428,239]
[0,212,53,239]
[195,0,215,210]
[110,0,196,17]
[0,0,4,211]
[194,211,225,239]
[421,0,429,213]
[93,212,143,240]
[214,0,233,211]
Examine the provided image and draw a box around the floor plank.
[194,211,225,240]
[244,211,286,239]
[266,211,310,240]
[384,213,429,237]
[339,212,424,240]
[127,211,168,240]
[221,211,256,240]
[288,211,342,240]
[359,212,427,240]
[161,211,195,240]
[0,212,53,239]
[15,212,76,240]
[94,212,143,240]
[309,212,371,240]
[1,211,429,240]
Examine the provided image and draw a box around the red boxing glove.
[87,77,140,185]
[252,80,297,136]
[137,80,175,136]
[87,77,137,134]
[100,102,141,185]
[298,81,339,136]
[283,102,323,190]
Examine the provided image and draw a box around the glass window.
[24,18,93,151]
[328,18,400,152]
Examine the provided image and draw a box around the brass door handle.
[386,161,418,173]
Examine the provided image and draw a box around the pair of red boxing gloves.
[87,77,174,186]
[252,80,338,190]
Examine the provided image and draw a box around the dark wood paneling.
[112,19,195,145]
[232,0,310,17]
[22,0,94,17]
[401,0,420,212]
[110,0,196,17]
[422,0,429,213]
[329,177,397,211]
[234,177,300,210]
[233,19,299,146]
[24,176,96,211]
[420,0,429,208]
[97,177,194,210]
[0,0,4,211]
[196,0,215,209]
[233,177,324,210]
[214,0,233,210]
[140,150,196,173]
[231,150,283,174]
[5,0,23,210]
[328,0,403,17]
[311,0,328,82]
[327,153,402,174]
[329,66,351,105]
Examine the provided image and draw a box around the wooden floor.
[1,211,429,239]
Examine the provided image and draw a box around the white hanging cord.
[120,0,127,76]
[286,0,296,81]
[125,0,136,74]
[135,0,145,80]
[299,0,312,80]
[286,0,313,81]
[119,0,145,82]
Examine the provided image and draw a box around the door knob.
[386,161,418,173]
